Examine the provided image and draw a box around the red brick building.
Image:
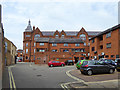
[17,49,23,62]
[89,24,120,60]
[23,20,100,64]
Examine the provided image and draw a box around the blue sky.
[0,0,118,49]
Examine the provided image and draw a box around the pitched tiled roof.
[90,24,120,40]
[42,31,100,36]
[49,38,83,43]
[35,38,83,43]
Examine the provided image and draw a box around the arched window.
[34,34,40,40]
[80,34,86,41]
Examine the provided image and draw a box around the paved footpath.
[65,69,120,89]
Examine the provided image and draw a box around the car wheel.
[61,64,64,67]
[109,69,114,74]
[81,71,84,75]
[50,64,53,67]
[87,70,92,76]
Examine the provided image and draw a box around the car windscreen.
[105,59,112,63]
[82,61,88,65]
[77,60,81,63]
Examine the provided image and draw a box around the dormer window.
[34,34,40,40]
[80,34,86,41]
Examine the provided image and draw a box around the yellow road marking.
[8,67,12,89]
[8,66,16,89]
[10,69,16,89]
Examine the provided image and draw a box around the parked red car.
[48,60,65,67]
[18,60,22,62]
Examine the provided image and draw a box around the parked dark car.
[98,58,116,66]
[115,58,120,66]
[116,59,120,72]
[80,60,115,76]
[65,60,74,65]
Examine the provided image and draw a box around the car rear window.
[68,60,73,62]
[117,60,120,63]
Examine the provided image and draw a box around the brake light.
[84,65,88,67]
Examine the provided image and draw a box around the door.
[74,57,79,63]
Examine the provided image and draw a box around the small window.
[106,43,111,48]
[100,45,103,49]
[40,43,44,46]
[63,49,69,52]
[84,43,86,46]
[34,43,36,47]
[106,32,111,38]
[111,55,115,58]
[26,49,28,54]
[80,34,86,41]
[116,55,119,58]
[52,49,57,52]
[39,49,45,52]
[26,43,28,47]
[34,49,36,53]
[75,44,80,47]
[61,34,64,38]
[34,34,40,38]
[26,56,28,59]
[55,34,59,38]
[52,43,57,46]
[105,55,109,58]
[92,47,95,51]
[92,39,94,43]
[26,35,30,37]
[64,43,68,46]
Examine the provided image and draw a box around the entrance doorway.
[74,57,79,63]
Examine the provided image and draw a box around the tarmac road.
[3,62,76,88]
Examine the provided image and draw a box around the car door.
[100,62,109,73]
[56,61,60,66]
[52,61,56,66]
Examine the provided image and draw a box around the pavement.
[64,69,120,89]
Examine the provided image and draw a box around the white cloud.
[1,1,118,49]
